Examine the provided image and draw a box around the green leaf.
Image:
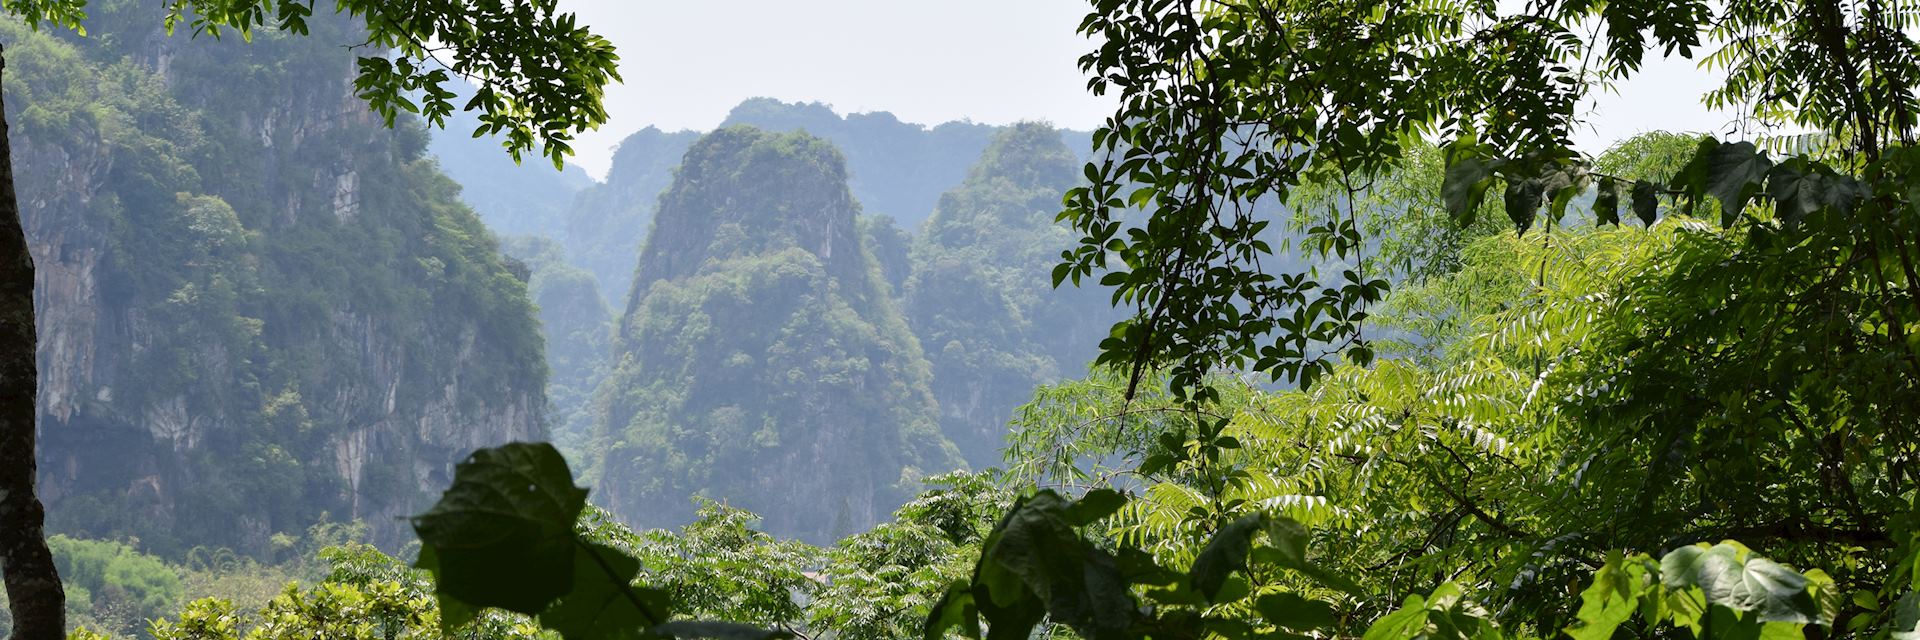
[413,442,588,615]
[1442,140,1498,226]
[1565,553,1651,640]
[540,542,668,640]
[969,495,1066,640]
[1544,166,1586,224]
[1891,590,1920,640]
[1699,140,1772,225]
[1062,489,1127,526]
[1766,159,1863,225]
[972,492,1136,640]
[1361,595,1432,640]
[1190,514,1263,602]
[414,546,478,634]
[925,584,982,640]
[1256,592,1336,631]
[1660,543,1820,624]
[1593,177,1621,226]
[1504,177,1545,233]
[1631,180,1660,226]
[648,621,793,640]
[1115,548,1180,586]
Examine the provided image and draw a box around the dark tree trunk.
[0,44,65,640]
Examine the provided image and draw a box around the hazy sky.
[559,0,1750,179]
[559,0,1104,177]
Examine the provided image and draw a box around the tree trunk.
[0,43,65,640]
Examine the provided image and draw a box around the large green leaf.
[1504,177,1545,233]
[1660,543,1819,624]
[1442,142,1498,226]
[924,584,982,640]
[1189,514,1263,602]
[1766,159,1864,225]
[1631,180,1660,226]
[541,542,669,640]
[1256,592,1336,632]
[1062,489,1128,526]
[413,442,589,615]
[1697,140,1772,225]
[413,545,478,634]
[975,491,1136,640]
[1593,177,1622,226]
[1544,165,1587,224]
[1565,553,1651,640]
[1891,590,1920,640]
[975,492,1067,638]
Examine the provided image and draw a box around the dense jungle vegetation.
[1,0,1919,637]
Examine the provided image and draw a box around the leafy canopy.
[6,0,617,168]
[1062,0,1920,403]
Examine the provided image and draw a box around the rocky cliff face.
[13,10,547,553]
[594,127,959,542]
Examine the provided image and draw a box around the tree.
[0,1,617,637]
[1062,0,1914,398]
[1060,0,1920,621]
[1015,0,1920,634]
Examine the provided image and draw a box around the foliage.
[581,504,816,633]
[69,536,547,640]
[995,121,1920,633]
[1027,0,1920,633]
[410,443,760,640]
[47,537,183,637]
[1057,0,1901,399]
[809,472,1011,640]
[5,0,619,168]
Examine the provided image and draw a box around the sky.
[558,0,1753,180]
[559,0,1107,177]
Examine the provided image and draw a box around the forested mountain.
[719,99,1000,227]
[592,127,960,542]
[497,237,609,457]
[424,113,1116,528]
[556,127,700,301]
[529,100,1093,308]
[10,5,547,555]
[904,123,1122,464]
